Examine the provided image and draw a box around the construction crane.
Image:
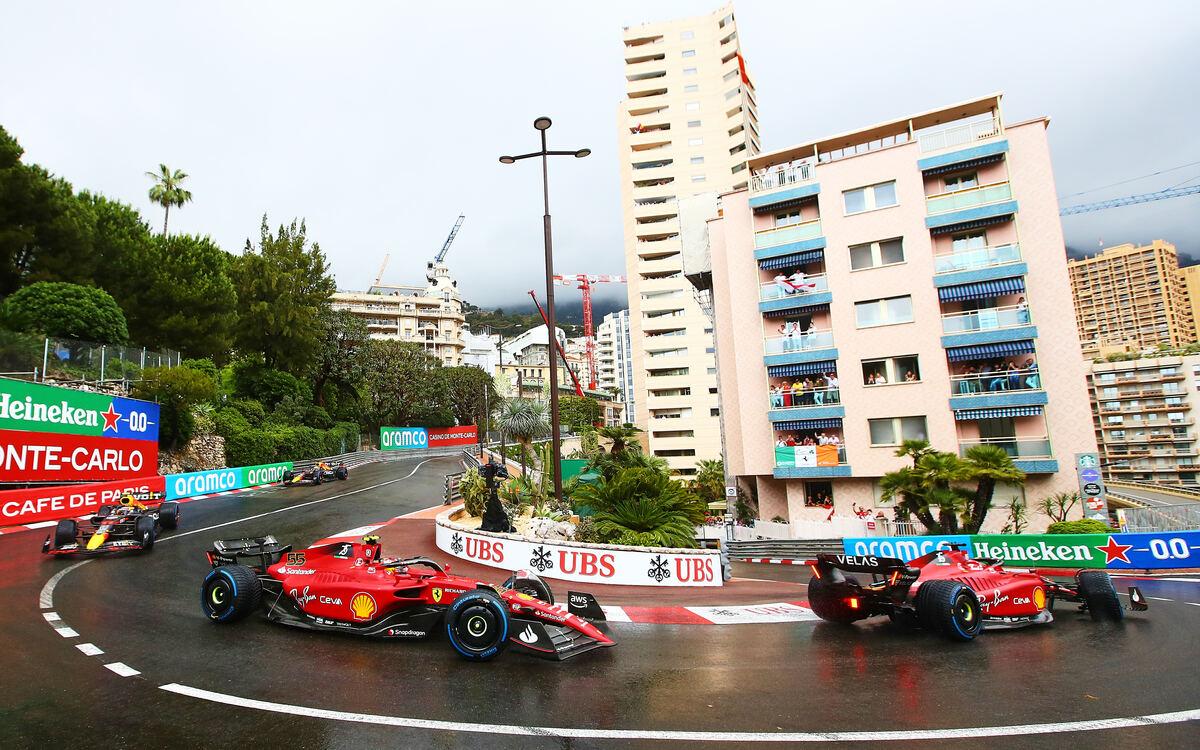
[552,274,627,390]
[528,291,585,398]
[373,253,390,286]
[436,214,465,263]
[1059,184,1200,215]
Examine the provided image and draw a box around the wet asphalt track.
[2,455,1199,749]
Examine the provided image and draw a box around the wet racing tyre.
[54,519,78,548]
[334,467,348,480]
[916,580,983,641]
[445,589,510,661]
[201,565,262,623]
[1078,571,1124,622]
[281,471,295,483]
[157,502,180,530]
[807,575,865,624]
[135,515,156,552]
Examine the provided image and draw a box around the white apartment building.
[597,309,636,424]
[617,3,761,476]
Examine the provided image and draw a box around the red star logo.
[100,404,122,433]
[1097,536,1133,565]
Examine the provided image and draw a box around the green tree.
[694,458,725,506]
[0,281,128,343]
[558,394,601,431]
[574,468,706,548]
[496,399,549,473]
[1040,491,1079,524]
[444,365,499,431]
[83,192,156,308]
[133,364,218,450]
[961,445,1025,533]
[597,424,642,456]
[145,164,192,236]
[310,307,369,407]
[233,217,335,373]
[361,340,452,430]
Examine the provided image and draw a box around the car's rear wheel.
[1078,571,1124,622]
[282,471,295,483]
[54,519,78,548]
[314,470,323,485]
[335,467,348,480]
[157,502,180,530]
[807,575,866,624]
[135,515,156,552]
[445,590,509,661]
[916,580,983,641]
[201,565,262,623]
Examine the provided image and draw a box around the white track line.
[42,612,61,622]
[157,684,1200,742]
[105,662,140,677]
[158,459,439,544]
[76,643,104,656]
[54,627,79,638]
[39,560,91,609]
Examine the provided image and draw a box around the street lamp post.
[500,117,590,503]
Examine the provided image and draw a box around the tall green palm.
[914,452,969,534]
[893,439,933,466]
[496,399,549,474]
[962,445,1026,533]
[597,424,642,456]
[146,163,193,236]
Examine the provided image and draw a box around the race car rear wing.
[207,536,292,569]
[807,554,922,590]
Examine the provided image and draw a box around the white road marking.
[395,502,459,519]
[42,612,61,622]
[105,662,140,677]
[1188,602,1200,607]
[322,524,383,540]
[76,643,104,656]
[55,627,79,638]
[687,602,819,625]
[601,606,631,622]
[26,521,58,529]
[158,459,439,544]
[158,684,1200,742]
[1147,597,1174,602]
[39,560,91,609]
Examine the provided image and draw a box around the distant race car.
[200,534,615,661]
[805,545,1148,641]
[43,494,180,556]
[281,461,348,485]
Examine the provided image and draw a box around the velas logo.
[350,592,378,621]
[0,380,159,440]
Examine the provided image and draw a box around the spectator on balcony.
[769,384,784,409]
[1007,361,1022,390]
[788,269,816,294]
[773,273,798,297]
[1024,358,1040,389]
[825,372,840,402]
[1016,296,1030,324]
[904,370,917,382]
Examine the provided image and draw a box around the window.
[691,174,706,182]
[723,68,739,81]
[690,156,704,164]
[687,120,702,127]
[688,137,704,146]
[861,355,920,385]
[855,296,913,328]
[1097,373,1116,383]
[710,408,720,416]
[774,210,804,227]
[843,181,898,214]
[686,101,700,112]
[683,67,698,76]
[849,238,905,271]
[707,367,717,374]
[684,84,699,93]
[680,30,694,39]
[869,417,928,446]
[944,172,978,191]
[952,231,987,251]
[682,49,696,57]
[725,88,741,100]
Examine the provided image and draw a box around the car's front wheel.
[201,565,262,623]
[916,580,983,641]
[157,502,180,530]
[445,590,509,661]
[54,519,78,548]
[135,515,156,552]
[1078,571,1124,622]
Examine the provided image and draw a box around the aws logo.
[350,592,377,621]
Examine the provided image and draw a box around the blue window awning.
[775,418,843,431]
[768,361,837,378]
[930,215,1010,236]
[922,154,1005,176]
[938,277,1025,303]
[762,302,830,318]
[946,340,1036,362]
[954,405,1043,421]
[759,248,825,271]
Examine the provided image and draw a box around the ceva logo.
[381,427,428,450]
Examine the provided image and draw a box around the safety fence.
[1118,503,1200,533]
[0,331,180,389]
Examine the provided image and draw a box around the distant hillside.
[464,295,626,338]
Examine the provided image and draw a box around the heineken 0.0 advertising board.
[0,378,159,441]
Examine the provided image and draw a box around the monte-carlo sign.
[381,425,477,451]
[0,378,160,482]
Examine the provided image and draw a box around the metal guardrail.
[291,446,468,471]
[1120,503,1200,533]
[1108,480,1200,500]
[727,539,845,558]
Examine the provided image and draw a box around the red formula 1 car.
[200,534,614,661]
[43,494,180,556]
[805,545,1148,641]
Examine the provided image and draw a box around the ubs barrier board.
[165,462,293,500]
[844,531,1200,570]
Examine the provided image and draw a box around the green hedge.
[1047,519,1112,534]
[221,420,361,466]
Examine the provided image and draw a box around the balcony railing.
[918,118,1002,153]
[958,437,1052,459]
[754,219,822,250]
[759,274,829,301]
[934,243,1021,274]
[941,304,1031,334]
[774,444,847,468]
[769,387,840,409]
[926,181,1012,215]
[750,161,815,193]
[951,369,1041,395]
[764,329,835,355]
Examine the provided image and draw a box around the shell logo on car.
[350,592,378,621]
[1033,586,1046,610]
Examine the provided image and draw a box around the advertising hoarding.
[381,425,477,450]
[165,462,293,500]
[0,378,159,441]
[0,429,158,482]
[0,475,165,526]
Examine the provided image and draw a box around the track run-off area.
[3,456,1200,749]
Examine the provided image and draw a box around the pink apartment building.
[705,94,1095,532]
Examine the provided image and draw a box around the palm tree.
[878,466,940,533]
[893,439,934,466]
[146,164,193,236]
[915,452,969,533]
[597,425,642,456]
[961,445,1025,533]
[496,399,549,474]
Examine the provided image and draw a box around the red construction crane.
[528,291,585,398]
[552,274,627,390]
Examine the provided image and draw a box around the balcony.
[753,219,825,261]
[925,181,1018,231]
[917,118,1003,154]
[763,330,837,367]
[949,370,1047,411]
[758,274,831,315]
[940,304,1037,348]
[958,437,1056,473]
[748,162,820,211]
[773,445,851,479]
[932,243,1025,286]
[767,387,844,423]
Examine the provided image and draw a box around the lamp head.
[499,156,516,164]
[533,116,552,131]
[574,148,591,158]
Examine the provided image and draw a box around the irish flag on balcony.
[775,445,840,467]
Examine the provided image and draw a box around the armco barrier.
[844,531,1200,570]
[164,462,293,500]
[435,509,723,587]
[0,475,165,526]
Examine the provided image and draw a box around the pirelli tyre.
[157,502,180,530]
[445,589,510,661]
[281,470,296,483]
[201,565,262,623]
[54,519,78,548]
[807,575,866,625]
[1078,570,1124,622]
[916,580,984,641]
[334,466,349,480]
[135,515,157,552]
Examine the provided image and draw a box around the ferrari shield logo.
[432,587,443,603]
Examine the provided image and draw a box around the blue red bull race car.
[43,494,180,556]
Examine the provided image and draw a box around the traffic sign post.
[1076,453,1110,522]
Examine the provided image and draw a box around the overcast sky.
[3,1,1198,307]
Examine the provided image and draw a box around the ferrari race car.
[281,461,348,486]
[805,545,1148,641]
[43,494,180,556]
[200,534,615,661]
